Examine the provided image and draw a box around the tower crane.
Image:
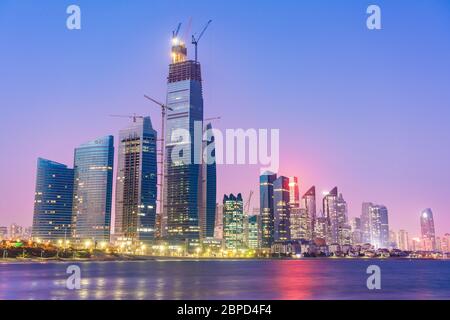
[244,190,254,216]
[143,94,173,237]
[191,20,212,62]
[204,116,221,122]
[109,114,144,123]
[172,22,182,39]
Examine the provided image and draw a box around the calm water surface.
[1,259,449,300]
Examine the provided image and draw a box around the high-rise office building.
[441,233,450,253]
[260,171,277,248]
[350,217,363,244]
[290,207,309,240]
[115,117,157,243]
[9,223,23,240]
[289,207,302,240]
[199,123,217,238]
[323,188,350,246]
[247,215,260,249]
[32,158,74,242]
[323,187,338,244]
[336,193,351,246]
[420,208,436,251]
[164,33,208,241]
[360,202,373,244]
[315,215,328,243]
[389,230,397,248]
[288,176,299,207]
[397,229,409,251]
[0,226,7,240]
[214,203,224,239]
[72,136,114,244]
[223,193,245,250]
[301,186,316,240]
[368,204,389,248]
[274,176,291,241]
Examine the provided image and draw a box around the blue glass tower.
[72,136,114,244]
[32,158,74,242]
[273,176,291,241]
[203,122,217,238]
[164,39,204,241]
[115,117,157,243]
[260,171,277,248]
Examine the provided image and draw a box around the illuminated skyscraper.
[0,227,7,240]
[288,176,299,207]
[360,202,373,244]
[315,215,328,243]
[164,32,208,241]
[441,233,450,253]
[397,229,409,251]
[200,123,217,238]
[223,193,245,250]
[32,158,74,242]
[72,136,114,244]
[274,176,291,241]
[420,208,436,251]
[323,187,338,244]
[323,188,350,246]
[260,171,277,247]
[247,215,260,249]
[214,204,224,239]
[301,186,316,240]
[115,117,157,243]
[9,223,23,240]
[389,230,397,248]
[350,217,362,244]
[368,204,389,248]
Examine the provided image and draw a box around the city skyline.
[1,0,450,238]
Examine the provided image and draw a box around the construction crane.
[143,95,173,237]
[204,116,221,122]
[110,114,144,123]
[191,20,212,62]
[172,22,182,39]
[244,190,254,216]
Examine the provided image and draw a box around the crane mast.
[191,20,212,62]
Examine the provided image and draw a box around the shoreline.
[1,255,447,264]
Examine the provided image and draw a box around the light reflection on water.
[0,259,449,300]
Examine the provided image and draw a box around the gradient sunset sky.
[1,0,450,236]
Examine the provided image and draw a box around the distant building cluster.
[0,224,31,241]
[212,172,448,257]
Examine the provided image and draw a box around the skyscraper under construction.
[163,27,216,241]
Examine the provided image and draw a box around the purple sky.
[1,0,450,237]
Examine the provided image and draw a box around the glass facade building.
[274,176,291,241]
[115,117,157,243]
[301,186,316,240]
[260,171,277,248]
[369,204,389,248]
[420,208,436,251]
[247,215,260,249]
[203,123,217,238]
[72,136,114,244]
[323,187,338,245]
[164,50,205,241]
[32,158,74,242]
[223,193,245,250]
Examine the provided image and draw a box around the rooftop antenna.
[191,20,212,62]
